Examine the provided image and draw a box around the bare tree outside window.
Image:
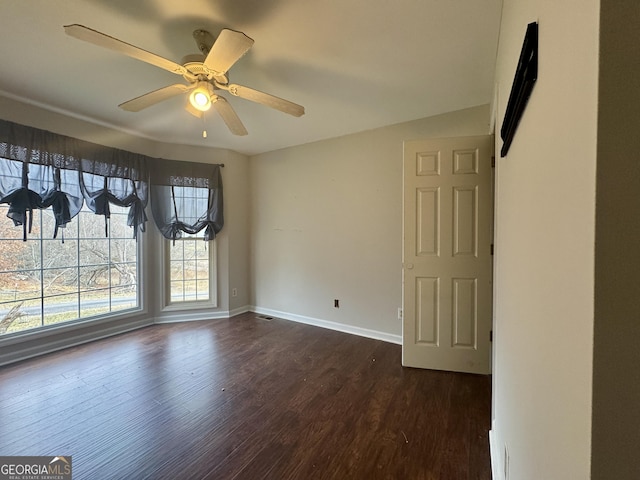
[168,233,210,303]
[0,204,139,335]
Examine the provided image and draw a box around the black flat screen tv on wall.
[500,22,538,157]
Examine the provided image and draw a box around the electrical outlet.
[232,288,238,297]
[398,307,403,320]
[334,299,340,308]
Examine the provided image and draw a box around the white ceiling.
[0,0,502,156]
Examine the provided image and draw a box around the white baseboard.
[153,305,251,324]
[489,423,500,480]
[154,310,228,324]
[0,305,400,366]
[0,315,152,367]
[250,306,402,345]
[229,305,252,318]
[155,304,402,345]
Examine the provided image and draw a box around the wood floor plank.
[0,313,492,479]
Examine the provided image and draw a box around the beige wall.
[249,105,491,339]
[491,1,599,479]
[592,0,640,478]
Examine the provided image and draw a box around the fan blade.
[212,96,248,136]
[64,24,187,75]
[185,102,204,119]
[119,84,193,112]
[225,84,305,117]
[204,29,254,75]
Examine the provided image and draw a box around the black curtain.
[149,158,223,241]
[0,119,223,241]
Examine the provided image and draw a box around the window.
[166,233,214,305]
[0,120,224,337]
[0,203,139,335]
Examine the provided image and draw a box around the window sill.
[161,300,218,313]
[0,308,151,366]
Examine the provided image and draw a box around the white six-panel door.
[402,135,493,374]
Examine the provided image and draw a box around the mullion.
[39,209,44,328]
[182,239,186,302]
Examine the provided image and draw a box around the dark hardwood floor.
[0,313,492,479]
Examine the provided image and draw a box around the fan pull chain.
[202,111,207,138]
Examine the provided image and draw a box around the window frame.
[161,235,217,312]
[0,204,143,339]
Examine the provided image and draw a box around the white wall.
[491,1,599,479]
[249,105,491,341]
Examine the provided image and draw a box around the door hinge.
[490,330,493,342]
[490,244,494,255]
[491,156,496,168]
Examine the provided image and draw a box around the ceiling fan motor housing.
[192,29,215,55]
[181,53,228,85]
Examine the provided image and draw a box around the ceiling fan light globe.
[189,82,213,111]
[194,91,209,106]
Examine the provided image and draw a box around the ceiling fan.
[63,24,305,136]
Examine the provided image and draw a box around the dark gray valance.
[150,158,223,241]
[0,119,223,241]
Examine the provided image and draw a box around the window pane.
[194,241,208,260]
[196,280,209,301]
[183,280,197,301]
[43,239,78,268]
[58,219,78,239]
[43,267,78,296]
[79,266,108,292]
[0,203,139,337]
[170,242,185,261]
[167,233,211,304]
[40,210,58,238]
[80,290,111,317]
[112,263,137,287]
[183,241,196,260]
[0,300,38,334]
[112,295,136,312]
[78,211,106,239]
[0,272,41,302]
[43,293,79,325]
[112,238,137,263]
[170,260,184,281]
[109,206,131,239]
[184,260,197,280]
[80,239,109,265]
[0,219,28,240]
[1,238,41,270]
[170,281,184,302]
[195,259,209,280]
